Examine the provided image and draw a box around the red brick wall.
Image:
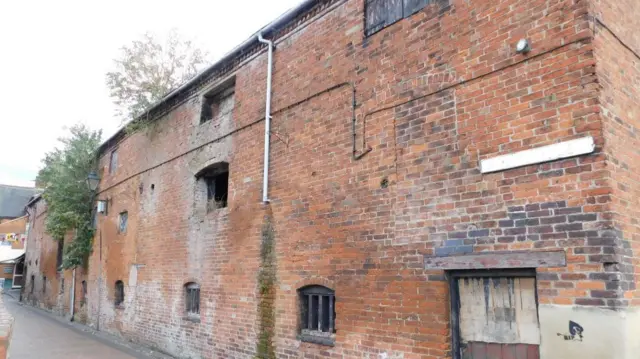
[23,200,85,317]
[78,0,635,358]
[592,0,640,305]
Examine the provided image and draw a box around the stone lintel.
[424,250,566,270]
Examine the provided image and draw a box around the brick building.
[24,0,640,358]
[23,195,81,318]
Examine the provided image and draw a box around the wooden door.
[455,276,540,359]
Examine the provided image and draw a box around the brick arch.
[293,276,335,292]
[188,154,231,178]
[183,277,201,286]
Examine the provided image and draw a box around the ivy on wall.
[256,214,277,359]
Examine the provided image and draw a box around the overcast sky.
[0,0,302,188]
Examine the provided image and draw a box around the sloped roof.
[0,185,40,219]
[0,248,24,264]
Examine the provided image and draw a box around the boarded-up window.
[453,274,540,359]
[365,0,435,36]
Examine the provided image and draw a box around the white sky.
[0,0,302,187]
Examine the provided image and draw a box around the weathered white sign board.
[481,137,595,174]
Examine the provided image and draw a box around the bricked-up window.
[200,83,235,124]
[56,238,64,270]
[109,149,118,175]
[114,280,124,306]
[365,0,433,36]
[118,211,128,233]
[197,162,229,212]
[185,282,200,316]
[298,285,336,346]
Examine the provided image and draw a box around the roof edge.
[98,0,322,156]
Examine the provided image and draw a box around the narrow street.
[4,295,156,359]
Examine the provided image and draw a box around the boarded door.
[455,275,540,359]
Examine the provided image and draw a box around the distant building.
[0,184,36,289]
[0,184,40,223]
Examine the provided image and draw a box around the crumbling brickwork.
[23,0,640,358]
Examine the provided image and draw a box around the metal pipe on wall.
[258,33,274,204]
[70,268,76,321]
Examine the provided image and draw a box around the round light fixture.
[516,39,531,54]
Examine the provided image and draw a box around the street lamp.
[86,171,100,192]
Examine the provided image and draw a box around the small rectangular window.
[365,0,434,36]
[43,276,46,293]
[200,83,235,124]
[114,280,124,306]
[298,286,336,346]
[3,266,12,274]
[91,207,98,229]
[118,212,128,233]
[56,239,64,270]
[30,275,35,294]
[206,173,229,211]
[109,149,118,175]
[185,283,201,316]
[197,162,230,212]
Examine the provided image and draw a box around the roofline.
[0,184,38,190]
[0,215,28,225]
[25,193,42,208]
[98,0,320,156]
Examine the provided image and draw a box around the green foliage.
[256,217,277,359]
[37,124,102,269]
[106,29,209,125]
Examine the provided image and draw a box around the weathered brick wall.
[592,0,640,305]
[23,200,83,316]
[83,0,638,358]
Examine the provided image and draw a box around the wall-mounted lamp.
[516,39,531,54]
[86,171,108,214]
[86,171,100,192]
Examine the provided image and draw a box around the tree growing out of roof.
[37,124,102,269]
[106,29,209,128]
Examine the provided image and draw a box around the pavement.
[3,294,174,359]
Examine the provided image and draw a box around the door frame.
[448,268,538,359]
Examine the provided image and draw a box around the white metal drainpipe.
[258,32,274,204]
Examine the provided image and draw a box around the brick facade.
[23,0,640,358]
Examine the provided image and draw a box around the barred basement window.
[185,282,201,316]
[114,280,124,306]
[298,285,336,346]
